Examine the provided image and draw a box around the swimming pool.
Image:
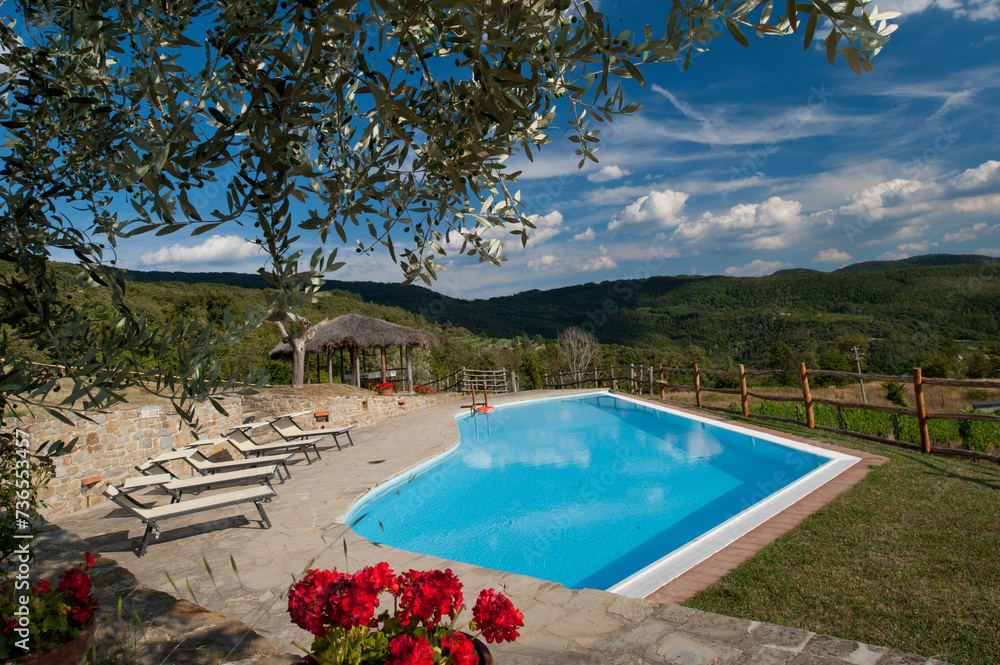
[347,392,859,597]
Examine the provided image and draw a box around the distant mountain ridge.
[121,254,1000,369]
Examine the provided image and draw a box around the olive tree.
[0,0,899,412]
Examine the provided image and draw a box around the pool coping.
[345,389,875,599]
[618,393,889,604]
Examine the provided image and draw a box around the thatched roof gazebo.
[268,314,437,390]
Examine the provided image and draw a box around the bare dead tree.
[273,316,328,388]
[560,327,600,384]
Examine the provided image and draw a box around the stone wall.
[10,391,460,518]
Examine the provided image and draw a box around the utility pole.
[852,345,867,404]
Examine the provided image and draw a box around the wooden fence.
[543,363,1000,463]
[425,367,515,394]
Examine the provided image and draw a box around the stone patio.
[51,390,949,665]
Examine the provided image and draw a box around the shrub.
[883,381,910,408]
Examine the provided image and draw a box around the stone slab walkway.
[52,389,948,665]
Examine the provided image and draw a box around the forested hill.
[120,254,1000,373]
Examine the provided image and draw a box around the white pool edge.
[606,392,860,598]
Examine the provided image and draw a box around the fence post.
[799,362,815,429]
[739,364,749,418]
[511,370,517,393]
[593,369,599,388]
[648,366,654,397]
[913,367,931,454]
[838,406,846,430]
[893,413,901,440]
[657,364,665,400]
[462,366,467,393]
[693,363,703,408]
[630,364,635,393]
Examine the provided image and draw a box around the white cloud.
[953,194,1000,213]
[838,179,926,221]
[139,234,261,266]
[812,249,853,263]
[527,254,560,269]
[527,210,565,245]
[952,160,1000,190]
[975,247,1000,257]
[673,196,804,249]
[586,165,632,183]
[943,223,987,242]
[724,260,792,277]
[573,227,596,241]
[608,189,689,231]
[928,90,976,123]
[897,241,939,252]
[580,245,617,271]
[877,0,1000,20]
[878,250,910,260]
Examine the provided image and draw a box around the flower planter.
[378,389,393,396]
[12,618,96,665]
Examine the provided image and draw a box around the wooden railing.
[424,367,515,394]
[462,368,510,394]
[544,362,1000,463]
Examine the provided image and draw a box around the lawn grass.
[682,419,1000,665]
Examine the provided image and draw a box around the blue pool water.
[347,394,833,591]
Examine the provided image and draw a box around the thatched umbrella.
[269,314,437,389]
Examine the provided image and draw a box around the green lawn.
[683,419,1000,665]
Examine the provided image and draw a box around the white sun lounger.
[137,448,293,482]
[269,416,355,450]
[225,428,322,463]
[119,465,281,502]
[103,484,276,557]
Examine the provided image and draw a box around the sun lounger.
[119,465,281,502]
[225,428,321,463]
[269,416,355,450]
[103,484,276,557]
[137,448,292,482]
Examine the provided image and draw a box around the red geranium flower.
[355,562,399,596]
[385,634,435,665]
[84,552,97,570]
[441,631,479,665]
[32,580,52,594]
[472,588,524,643]
[398,569,464,629]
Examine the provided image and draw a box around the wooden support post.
[693,363,703,408]
[327,351,333,384]
[406,346,413,393]
[739,364,749,417]
[630,364,635,393]
[380,346,387,384]
[799,362,815,429]
[838,406,846,430]
[594,369,599,388]
[351,348,360,387]
[913,367,931,454]
[658,364,665,400]
[893,413,901,441]
[649,366,654,397]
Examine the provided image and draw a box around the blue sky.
[114,1,1000,299]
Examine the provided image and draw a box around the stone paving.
[52,389,949,665]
